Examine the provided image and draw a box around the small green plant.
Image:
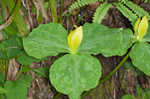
[122,85,150,99]
[69,0,150,24]
[23,15,150,99]
[23,21,134,98]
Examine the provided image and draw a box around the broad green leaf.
[79,23,134,56]
[0,36,22,59]
[4,75,32,99]
[50,54,101,99]
[23,23,68,59]
[122,94,134,99]
[130,42,150,76]
[16,51,42,65]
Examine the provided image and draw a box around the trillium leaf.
[79,23,134,56]
[49,54,101,99]
[130,42,150,76]
[23,23,68,59]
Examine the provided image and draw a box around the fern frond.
[125,1,150,18]
[93,2,112,23]
[69,0,104,12]
[118,0,128,3]
[115,3,138,24]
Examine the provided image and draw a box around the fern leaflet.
[69,0,104,12]
[93,2,112,23]
[115,3,138,24]
[125,1,150,18]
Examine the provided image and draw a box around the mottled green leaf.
[4,75,32,99]
[130,42,150,76]
[50,54,101,99]
[122,94,134,99]
[79,23,134,56]
[23,23,68,59]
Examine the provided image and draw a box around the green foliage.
[69,0,103,13]
[23,22,105,98]
[93,2,112,23]
[0,87,7,94]
[23,22,138,98]
[130,42,150,76]
[69,0,150,24]
[50,54,101,99]
[122,94,134,99]
[114,3,138,24]
[0,0,29,36]
[0,37,22,59]
[0,72,5,84]
[49,0,58,22]
[23,23,68,59]
[122,86,150,99]
[80,23,134,56]
[16,51,42,66]
[125,1,150,19]
[4,75,32,99]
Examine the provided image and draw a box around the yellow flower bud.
[134,16,148,41]
[134,18,141,34]
[67,26,83,54]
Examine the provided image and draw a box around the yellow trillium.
[134,16,148,41]
[67,26,83,54]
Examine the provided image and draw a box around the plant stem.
[82,53,130,98]
[15,65,23,80]
[49,0,58,23]
[99,53,129,84]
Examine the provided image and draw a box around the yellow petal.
[134,18,141,34]
[67,26,83,54]
[137,16,148,41]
